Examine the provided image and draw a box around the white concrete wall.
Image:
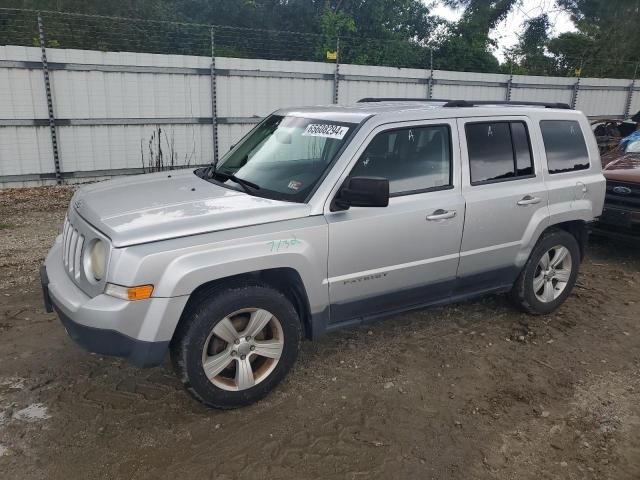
[0,45,637,187]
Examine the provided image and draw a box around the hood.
[72,170,311,247]
[601,151,640,183]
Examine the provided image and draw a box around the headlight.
[85,239,107,281]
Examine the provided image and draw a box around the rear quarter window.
[540,120,590,174]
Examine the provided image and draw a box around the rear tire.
[170,284,301,409]
[510,229,580,315]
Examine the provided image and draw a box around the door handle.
[517,195,541,206]
[426,209,456,221]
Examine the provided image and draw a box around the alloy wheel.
[533,245,573,303]
[201,308,284,391]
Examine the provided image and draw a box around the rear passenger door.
[456,117,550,293]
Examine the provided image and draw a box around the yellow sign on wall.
[326,51,337,60]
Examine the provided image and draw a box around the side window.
[465,121,534,185]
[511,122,534,176]
[540,120,590,174]
[350,125,452,195]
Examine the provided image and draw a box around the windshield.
[625,139,640,153]
[212,115,357,202]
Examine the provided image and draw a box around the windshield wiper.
[209,170,260,193]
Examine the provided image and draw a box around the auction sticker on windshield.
[302,124,349,140]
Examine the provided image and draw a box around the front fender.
[109,216,329,317]
[159,239,325,305]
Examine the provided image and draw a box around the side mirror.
[334,176,389,210]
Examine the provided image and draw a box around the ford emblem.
[612,186,632,195]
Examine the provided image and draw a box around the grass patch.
[0,223,14,230]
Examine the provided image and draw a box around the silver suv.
[41,99,605,408]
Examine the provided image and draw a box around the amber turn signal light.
[105,283,154,301]
[127,285,154,300]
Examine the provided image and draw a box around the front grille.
[62,217,85,281]
[605,181,640,209]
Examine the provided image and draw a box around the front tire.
[170,284,301,409]
[510,229,581,315]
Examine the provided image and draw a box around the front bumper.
[595,204,640,238]
[41,236,188,367]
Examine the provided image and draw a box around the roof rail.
[357,97,452,103]
[442,100,572,109]
[357,97,571,109]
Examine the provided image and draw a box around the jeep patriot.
[41,99,606,408]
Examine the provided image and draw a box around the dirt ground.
[0,186,638,480]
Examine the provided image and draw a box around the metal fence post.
[37,12,62,184]
[571,77,581,109]
[623,63,638,119]
[333,37,340,104]
[505,64,514,101]
[427,48,434,99]
[571,60,583,109]
[210,26,219,168]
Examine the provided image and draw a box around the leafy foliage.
[0,0,637,77]
[504,13,556,75]
[435,0,517,72]
[506,0,639,78]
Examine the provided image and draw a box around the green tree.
[491,0,639,78]
[332,0,439,67]
[435,0,518,72]
[318,8,355,61]
[546,32,593,76]
[504,13,557,75]
[554,0,639,77]
[0,0,505,69]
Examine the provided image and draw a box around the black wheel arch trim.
[179,267,315,341]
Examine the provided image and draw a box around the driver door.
[324,120,465,326]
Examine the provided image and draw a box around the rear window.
[540,120,590,174]
[466,121,534,184]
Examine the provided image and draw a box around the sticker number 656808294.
[267,237,302,252]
